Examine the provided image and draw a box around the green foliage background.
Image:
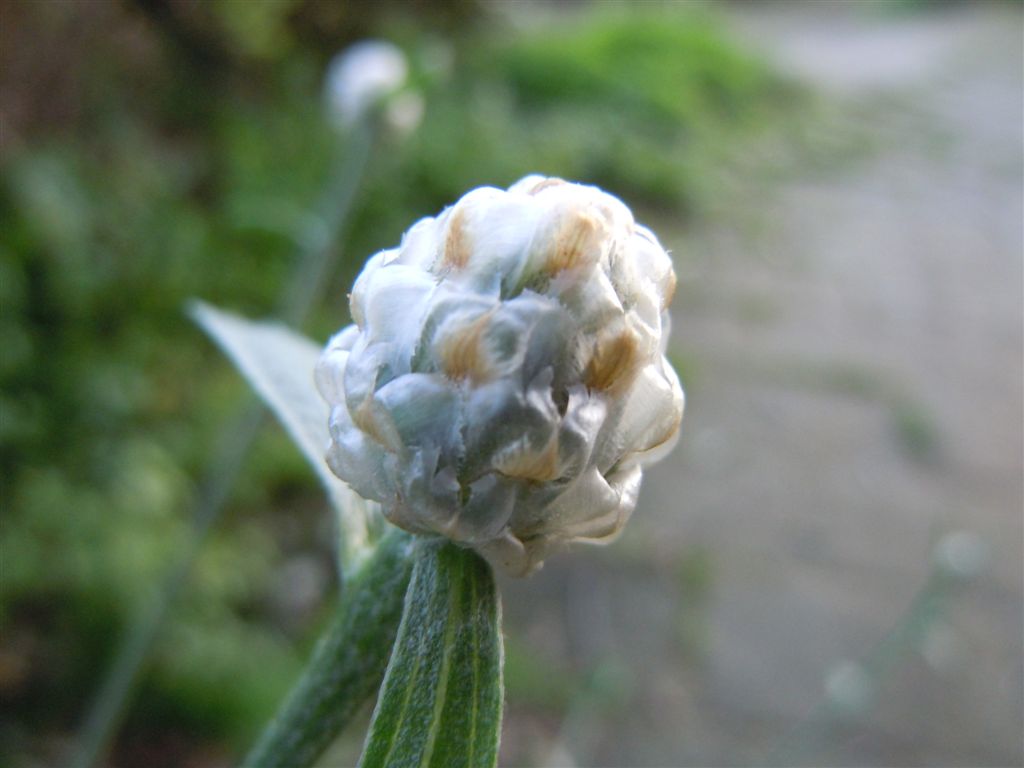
[0,2,794,765]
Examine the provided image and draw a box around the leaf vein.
[377,563,429,768]
[419,553,463,768]
[468,564,479,767]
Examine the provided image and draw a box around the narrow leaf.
[243,529,416,768]
[359,539,503,768]
[189,300,371,564]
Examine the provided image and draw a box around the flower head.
[317,176,683,575]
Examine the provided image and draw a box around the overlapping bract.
[317,176,683,575]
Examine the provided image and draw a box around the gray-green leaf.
[243,528,416,768]
[189,300,371,566]
[359,539,504,768]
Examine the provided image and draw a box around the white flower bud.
[324,40,409,127]
[317,176,684,575]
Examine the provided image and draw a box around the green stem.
[243,529,415,768]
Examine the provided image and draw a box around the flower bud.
[317,176,684,575]
[324,40,409,127]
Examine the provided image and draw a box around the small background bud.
[324,40,410,128]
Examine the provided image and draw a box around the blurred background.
[1,1,1021,766]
